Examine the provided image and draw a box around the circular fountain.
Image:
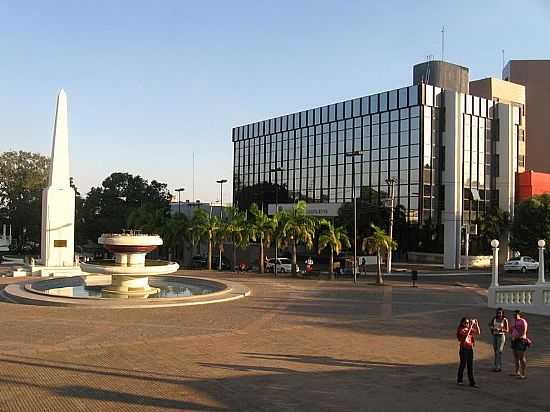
[80,231,179,297]
[1,230,250,308]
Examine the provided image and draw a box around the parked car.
[191,255,230,269]
[504,256,539,273]
[191,255,207,268]
[266,258,298,273]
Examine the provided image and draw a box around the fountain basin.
[1,275,251,307]
[80,260,179,276]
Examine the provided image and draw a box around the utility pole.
[216,179,228,270]
[345,150,364,285]
[175,188,185,214]
[270,166,284,277]
[385,177,397,274]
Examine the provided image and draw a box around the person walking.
[489,308,509,372]
[456,317,481,387]
[510,310,531,379]
[361,257,367,276]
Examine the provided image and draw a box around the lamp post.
[490,239,499,288]
[345,150,364,285]
[537,239,546,284]
[270,166,284,277]
[175,188,185,214]
[216,179,228,270]
[385,176,397,274]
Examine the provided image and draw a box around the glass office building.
[232,61,525,268]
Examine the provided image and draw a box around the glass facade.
[232,83,514,228]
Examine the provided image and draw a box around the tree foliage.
[362,224,397,285]
[511,195,550,255]
[277,200,318,275]
[318,220,350,278]
[79,172,171,244]
[0,151,50,251]
[249,203,277,273]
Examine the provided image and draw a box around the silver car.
[266,258,298,273]
[503,256,539,273]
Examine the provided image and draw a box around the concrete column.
[496,103,516,263]
[442,90,464,269]
[538,240,546,284]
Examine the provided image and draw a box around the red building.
[516,171,550,202]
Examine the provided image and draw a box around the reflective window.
[370,95,378,113]
[399,87,408,108]
[380,92,388,112]
[329,105,336,122]
[389,90,398,110]
[337,102,344,120]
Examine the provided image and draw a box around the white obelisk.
[40,90,75,267]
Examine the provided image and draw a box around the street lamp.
[345,150,364,285]
[385,176,397,274]
[537,239,546,284]
[270,166,284,277]
[175,188,185,214]
[216,179,228,270]
[490,239,499,288]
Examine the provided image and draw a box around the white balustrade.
[488,239,550,316]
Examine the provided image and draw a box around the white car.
[266,258,298,273]
[504,256,539,273]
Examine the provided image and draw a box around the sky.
[1,0,549,204]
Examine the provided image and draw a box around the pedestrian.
[411,270,418,287]
[489,308,509,372]
[456,317,480,388]
[361,257,367,276]
[510,310,531,379]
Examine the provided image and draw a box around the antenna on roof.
[441,26,445,62]
[424,54,434,84]
[501,49,505,78]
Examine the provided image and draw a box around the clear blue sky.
[1,0,548,203]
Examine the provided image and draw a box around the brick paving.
[0,271,548,411]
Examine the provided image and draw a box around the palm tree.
[225,208,250,271]
[362,224,397,285]
[318,220,351,279]
[189,208,219,270]
[189,209,207,256]
[278,200,317,276]
[163,213,189,262]
[213,219,230,270]
[249,203,277,273]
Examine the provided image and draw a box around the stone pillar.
[442,90,464,269]
[537,239,546,284]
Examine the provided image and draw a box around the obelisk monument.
[40,90,76,267]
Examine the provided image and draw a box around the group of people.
[456,308,531,388]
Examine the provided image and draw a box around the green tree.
[224,208,250,271]
[249,203,277,273]
[80,172,171,243]
[317,220,351,279]
[473,208,510,255]
[511,194,550,255]
[277,201,317,276]
[189,208,219,270]
[0,151,50,252]
[362,224,397,285]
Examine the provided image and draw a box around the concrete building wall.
[413,60,469,94]
[442,90,463,269]
[503,60,550,172]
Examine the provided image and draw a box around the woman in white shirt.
[489,308,509,372]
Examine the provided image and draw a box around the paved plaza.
[0,271,548,411]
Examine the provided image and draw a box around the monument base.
[29,264,82,278]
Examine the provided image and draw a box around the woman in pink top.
[510,310,530,379]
